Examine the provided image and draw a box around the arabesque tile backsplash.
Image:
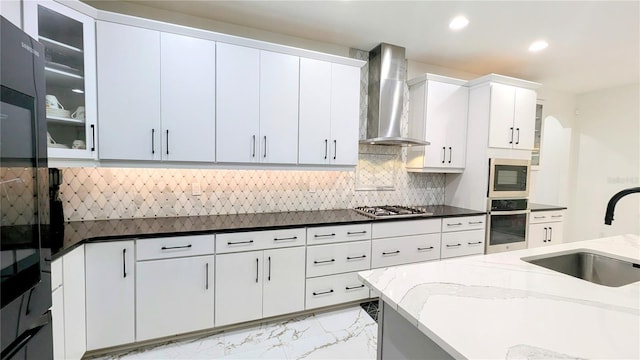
[56,48,445,222]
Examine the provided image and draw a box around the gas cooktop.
[353,205,433,219]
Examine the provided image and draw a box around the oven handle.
[488,210,530,216]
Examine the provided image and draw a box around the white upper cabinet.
[24,0,98,160]
[259,51,300,164]
[299,59,360,166]
[97,21,161,161]
[160,32,216,162]
[216,45,300,164]
[216,43,260,163]
[487,82,537,150]
[299,58,332,165]
[407,75,469,172]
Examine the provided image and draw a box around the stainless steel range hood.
[361,43,429,146]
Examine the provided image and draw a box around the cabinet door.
[97,21,161,161]
[263,247,305,318]
[528,223,549,249]
[259,50,299,164]
[444,84,469,168]
[85,241,135,350]
[161,33,216,162]
[62,246,86,360]
[216,43,260,163]
[546,221,564,245]
[24,1,98,160]
[299,58,332,165]
[488,83,516,149]
[513,87,536,150]
[422,81,448,168]
[215,250,263,326]
[51,287,65,360]
[136,255,215,341]
[330,63,360,165]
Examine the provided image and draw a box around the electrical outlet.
[308,179,317,193]
[191,182,202,196]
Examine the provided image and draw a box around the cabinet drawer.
[442,215,486,232]
[372,219,440,239]
[216,228,306,254]
[530,210,564,224]
[371,233,441,269]
[441,229,485,259]
[305,272,370,310]
[306,240,371,278]
[137,235,215,261]
[51,258,63,291]
[306,224,371,245]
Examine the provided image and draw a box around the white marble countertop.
[358,234,640,359]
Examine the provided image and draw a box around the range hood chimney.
[361,43,429,146]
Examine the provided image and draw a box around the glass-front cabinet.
[24,0,97,160]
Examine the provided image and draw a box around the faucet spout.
[604,187,640,225]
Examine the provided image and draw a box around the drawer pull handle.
[447,223,463,226]
[228,240,254,245]
[346,255,367,260]
[417,246,434,251]
[347,231,367,235]
[551,215,563,218]
[382,250,400,255]
[314,233,336,238]
[161,244,192,250]
[313,289,334,296]
[534,216,546,219]
[446,244,462,248]
[274,236,297,242]
[346,284,365,290]
[468,221,484,224]
[313,259,335,264]
[467,241,483,245]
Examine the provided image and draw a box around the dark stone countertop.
[50,205,486,259]
[529,203,568,212]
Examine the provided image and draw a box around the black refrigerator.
[1,16,54,360]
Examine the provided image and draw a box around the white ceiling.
[112,1,639,94]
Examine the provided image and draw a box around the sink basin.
[523,250,640,287]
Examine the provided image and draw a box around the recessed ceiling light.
[71,88,84,94]
[529,40,548,52]
[449,16,469,30]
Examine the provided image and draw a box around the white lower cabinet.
[371,233,441,269]
[528,210,565,248]
[440,229,485,259]
[306,240,371,278]
[305,272,370,310]
[215,243,306,326]
[85,241,135,350]
[136,255,215,341]
[51,284,65,360]
[62,246,86,360]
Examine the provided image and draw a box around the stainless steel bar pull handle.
[255,258,259,283]
[313,259,335,264]
[446,244,462,248]
[312,289,334,296]
[345,284,365,290]
[448,147,452,163]
[90,124,96,152]
[469,221,484,225]
[274,236,297,242]
[543,227,548,242]
[333,140,337,160]
[442,147,446,163]
[552,215,563,218]
[447,223,463,226]
[205,263,209,290]
[346,255,366,260]
[122,248,127,278]
[263,136,267,158]
[468,241,483,245]
[151,129,155,154]
[161,244,192,250]
[515,128,520,144]
[228,240,254,245]
[314,233,335,238]
[347,231,367,235]
[166,129,169,155]
[509,127,514,144]
[382,250,400,255]
[548,227,553,241]
[324,139,328,159]
[268,256,271,281]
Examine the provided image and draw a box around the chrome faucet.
[604,187,640,225]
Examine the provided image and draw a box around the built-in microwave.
[487,158,531,198]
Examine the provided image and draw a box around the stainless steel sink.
[523,250,640,287]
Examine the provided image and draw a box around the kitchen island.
[359,234,640,359]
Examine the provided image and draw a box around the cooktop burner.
[353,205,433,219]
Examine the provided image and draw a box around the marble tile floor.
[95,305,377,360]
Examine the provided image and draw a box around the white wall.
[569,83,640,241]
